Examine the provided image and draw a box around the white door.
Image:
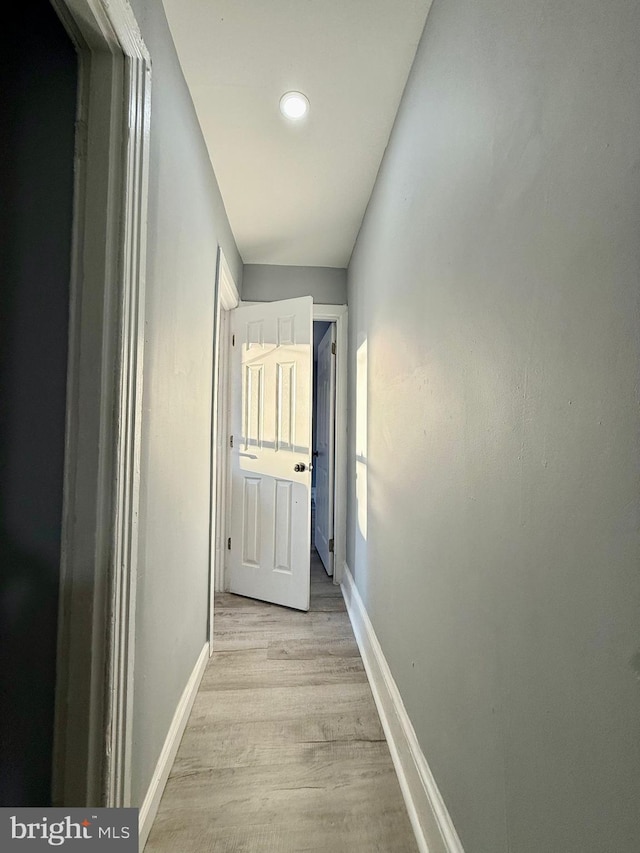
[228,296,313,611]
[314,323,336,575]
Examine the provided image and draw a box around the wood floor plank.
[306,594,346,612]
[171,733,389,776]
[147,762,416,851]
[188,682,377,726]
[267,637,360,660]
[164,745,402,800]
[174,712,388,763]
[147,806,418,853]
[310,611,355,638]
[144,552,418,853]
[200,649,366,690]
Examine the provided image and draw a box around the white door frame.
[209,249,240,649]
[51,0,151,808]
[226,302,348,588]
[313,321,337,576]
[313,305,348,586]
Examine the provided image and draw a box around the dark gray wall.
[243,264,347,304]
[346,1,640,851]
[127,0,242,807]
[0,2,77,806]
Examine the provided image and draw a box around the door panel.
[314,323,336,575]
[229,297,312,611]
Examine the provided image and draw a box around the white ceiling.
[162,0,432,268]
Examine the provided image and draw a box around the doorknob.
[294,463,306,472]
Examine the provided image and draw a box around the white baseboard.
[341,564,464,853]
[139,642,209,850]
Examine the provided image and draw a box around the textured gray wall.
[243,264,347,304]
[346,1,640,851]
[128,0,242,807]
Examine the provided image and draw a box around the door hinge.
[329,538,334,553]
[230,435,234,448]
[331,342,337,355]
[227,537,231,550]
[232,333,235,346]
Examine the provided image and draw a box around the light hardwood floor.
[145,548,418,853]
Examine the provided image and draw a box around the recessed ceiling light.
[279,91,309,121]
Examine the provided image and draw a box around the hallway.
[145,550,418,852]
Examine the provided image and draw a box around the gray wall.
[346,1,640,851]
[243,264,346,304]
[0,2,77,806]
[128,0,242,806]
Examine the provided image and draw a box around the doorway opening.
[312,320,336,578]
[209,249,240,651]
[210,300,347,619]
[1,1,78,807]
[47,0,151,809]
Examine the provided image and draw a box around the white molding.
[218,250,240,311]
[209,249,239,653]
[313,303,348,322]
[330,309,347,586]
[139,643,209,850]
[106,2,151,810]
[312,305,348,586]
[217,310,233,596]
[341,564,465,853]
[51,0,151,808]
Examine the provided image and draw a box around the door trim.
[313,305,348,586]
[234,302,348,587]
[313,321,337,576]
[209,249,239,652]
[51,0,151,808]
